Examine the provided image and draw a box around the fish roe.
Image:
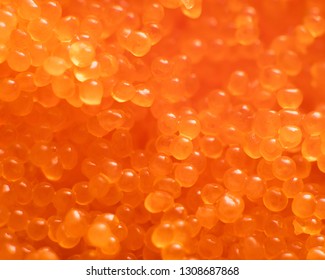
[292,192,316,219]
[217,193,245,224]
[0,0,324,260]
[263,187,288,212]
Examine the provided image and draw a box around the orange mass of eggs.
[0,0,324,261]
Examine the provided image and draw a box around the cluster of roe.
[0,0,325,260]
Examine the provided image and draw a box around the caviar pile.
[0,0,325,260]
